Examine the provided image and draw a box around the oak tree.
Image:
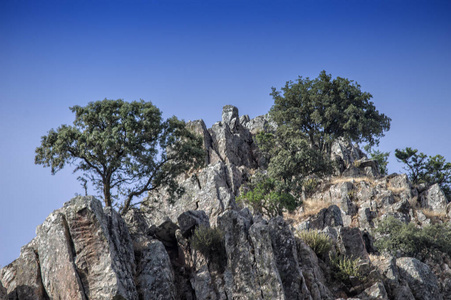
[35,99,204,213]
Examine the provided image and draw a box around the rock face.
[2,105,451,300]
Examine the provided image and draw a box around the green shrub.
[375,216,451,258]
[329,254,364,283]
[297,230,334,259]
[303,177,319,197]
[237,174,299,218]
[190,225,225,258]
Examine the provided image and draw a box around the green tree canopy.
[35,99,204,213]
[364,145,390,176]
[395,147,451,199]
[270,70,391,153]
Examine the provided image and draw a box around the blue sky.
[1,0,450,266]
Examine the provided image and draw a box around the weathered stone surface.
[36,211,86,300]
[307,205,343,230]
[218,209,261,299]
[396,257,442,300]
[331,138,366,172]
[37,196,138,300]
[337,227,368,259]
[249,219,285,300]
[420,183,448,213]
[177,210,210,237]
[357,281,388,300]
[123,208,177,300]
[268,216,312,300]
[209,106,257,168]
[0,281,6,300]
[296,239,333,300]
[388,174,411,192]
[0,239,47,300]
[243,113,277,135]
[136,239,176,300]
[144,161,236,226]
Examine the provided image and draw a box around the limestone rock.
[307,205,343,230]
[296,239,333,300]
[249,219,285,299]
[331,138,367,172]
[177,210,210,237]
[243,113,277,135]
[420,183,448,213]
[123,209,177,300]
[357,282,388,300]
[396,257,442,300]
[0,281,6,300]
[218,209,261,299]
[0,239,47,300]
[337,227,368,259]
[37,196,138,300]
[268,216,312,300]
[143,161,236,226]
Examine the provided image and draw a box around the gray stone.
[268,217,312,300]
[244,114,277,135]
[123,209,177,300]
[0,281,6,300]
[0,239,47,300]
[217,209,261,299]
[37,196,138,300]
[308,205,343,230]
[396,257,442,300]
[222,105,239,126]
[296,239,333,300]
[388,174,411,191]
[420,183,448,213]
[177,210,210,237]
[143,161,236,226]
[331,138,367,171]
[357,282,388,300]
[337,227,368,259]
[249,220,285,300]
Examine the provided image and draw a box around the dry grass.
[408,196,419,209]
[387,186,410,195]
[330,176,376,186]
[283,198,333,224]
[422,209,447,221]
[303,198,334,218]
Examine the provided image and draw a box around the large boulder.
[249,219,285,299]
[268,217,312,300]
[0,239,47,300]
[217,209,261,299]
[123,209,177,300]
[396,257,442,300]
[420,183,448,213]
[36,196,138,300]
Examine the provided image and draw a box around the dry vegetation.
[421,208,447,222]
[330,176,376,186]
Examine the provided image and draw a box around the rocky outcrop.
[0,239,47,300]
[3,106,451,300]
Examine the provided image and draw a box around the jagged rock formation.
[2,105,451,300]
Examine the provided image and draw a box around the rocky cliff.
[2,105,451,300]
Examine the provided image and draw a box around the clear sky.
[1,0,450,266]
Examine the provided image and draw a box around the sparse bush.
[329,253,364,283]
[375,216,451,259]
[190,225,225,259]
[364,145,390,175]
[297,230,333,259]
[237,174,299,218]
[303,177,320,197]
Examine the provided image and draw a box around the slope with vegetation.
[2,72,451,300]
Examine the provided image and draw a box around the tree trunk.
[103,181,112,207]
